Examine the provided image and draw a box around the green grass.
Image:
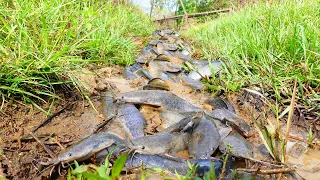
[185,0,320,107]
[0,0,154,110]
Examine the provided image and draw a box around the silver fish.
[188,117,220,159]
[219,130,253,158]
[126,153,223,176]
[117,103,146,139]
[42,133,121,166]
[117,90,202,113]
[131,133,189,155]
[188,60,223,80]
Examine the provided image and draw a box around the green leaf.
[82,172,108,180]
[111,153,128,178]
[72,164,89,174]
[96,165,108,178]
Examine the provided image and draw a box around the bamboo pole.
[153,9,231,22]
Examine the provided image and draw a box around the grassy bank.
[186,0,320,106]
[0,0,154,109]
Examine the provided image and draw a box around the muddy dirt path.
[1,29,319,180]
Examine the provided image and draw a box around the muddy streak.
[287,147,320,179]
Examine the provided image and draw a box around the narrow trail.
[0,29,319,179]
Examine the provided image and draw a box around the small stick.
[32,103,72,133]
[287,135,320,150]
[218,145,231,180]
[29,131,55,159]
[91,116,114,134]
[236,167,295,174]
[244,157,285,168]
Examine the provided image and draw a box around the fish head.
[57,147,91,164]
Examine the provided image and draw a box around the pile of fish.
[42,29,255,178]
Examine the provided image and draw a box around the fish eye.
[68,153,72,157]
[141,146,145,150]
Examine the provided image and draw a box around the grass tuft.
[0,0,154,109]
[186,0,320,106]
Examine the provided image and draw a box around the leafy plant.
[69,153,128,180]
[0,0,154,111]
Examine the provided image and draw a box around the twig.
[279,79,297,180]
[178,0,189,25]
[287,135,320,150]
[236,168,295,174]
[12,133,54,142]
[91,116,114,134]
[32,102,72,133]
[218,145,230,180]
[29,131,55,158]
[244,157,285,168]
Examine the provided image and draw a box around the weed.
[69,153,128,180]
[185,0,320,107]
[0,0,154,111]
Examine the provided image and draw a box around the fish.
[94,138,130,165]
[131,133,189,155]
[101,92,116,120]
[205,109,250,138]
[158,115,193,134]
[126,153,223,176]
[143,78,171,91]
[188,60,223,80]
[188,117,220,159]
[123,63,142,80]
[181,73,204,90]
[136,69,153,80]
[117,90,202,113]
[175,50,192,61]
[219,130,253,158]
[205,97,236,114]
[41,133,124,166]
[117,103,146,139]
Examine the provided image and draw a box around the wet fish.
[149,40,159,45]
[175,51,192,61]
[131,133,189,155]
[157,61,181,73]
[123,63,142,80]
[158,71,180,82]
[143,78,171,91]
[205,97,236,114]
[101,92,116,120]
[136,69,153,80]
[188,117,220,159]
[158,111,198,131]
[159,116,193,134]
[135,55,148,64]
[117,103,146,139]
[126,153,223,176]
[42,133,122,165]
[188,60,223,80]
[117,90,202,112]
[205,109,250,138]
[219,130,253,158]
[181,73,204,90]
[95,138,130,165]
[159,42,178,51]
[187,60,209,69]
